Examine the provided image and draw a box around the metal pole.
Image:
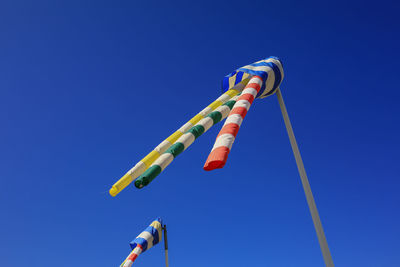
[163,225,169,267]
[275,88,334,267]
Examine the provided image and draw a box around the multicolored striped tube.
[120,218,163,266]
[134,95,240,188]
[203,75,263,171]
[109,57,284,195]
[121,245,143,267]
[109,87,247,196]
[222,57,284,98]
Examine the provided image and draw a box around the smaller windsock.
[121,218,163,267]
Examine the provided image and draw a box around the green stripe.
[134,165,162,188]
[187,125,205,139]
[134,98,238,190]
[165,142,185,157]
[207,111,222,125]
[223,100,236,109]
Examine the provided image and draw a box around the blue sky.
[1,0,399,266]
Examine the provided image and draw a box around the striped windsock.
[203,75,263,171]
[134,95,240,188]
[121,245,143,267]
[120,218,163,266]
[109,57,284,194]
[109,87,247,196]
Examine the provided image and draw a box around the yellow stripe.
[151,221,163,235]
[225,89,239,97]
[208,100,222,110]
[109,89,240,197]
[142,150,160,168]
[188,114,204,125]
[109,172,132,197]
[166,131,183,144]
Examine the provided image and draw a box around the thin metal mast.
[276,89,334,267]
[163,225,169,267]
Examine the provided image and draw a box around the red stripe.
[217,123,240,138]
[237,93,255,104]
[245,82,261,92]
[230,107,248,118]
[203,146,230,171]
[203,75,263,172]
[128,253,138,261]
[127,244,143,261]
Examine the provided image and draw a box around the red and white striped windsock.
[203,75,263,171]
[122,245,143,267]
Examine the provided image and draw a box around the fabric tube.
[203,75,263,171]
[109,88,245,196]
[121,245,143,267]
[134,95,241,189]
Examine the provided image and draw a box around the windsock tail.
[109,88,243,196]
[203,147,229,171]
[121,245,143,267]
[203,75,263,171]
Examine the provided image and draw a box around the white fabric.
[179,122,194,133]
[241,87,258,97]
[155,153,174,170]
[155,140,172,154]
[212,133,235,150]
[198,117,214,132]
[234,99,251,110]
[225,114,243,127]
[217,105,231,119]
[177,133,195,149]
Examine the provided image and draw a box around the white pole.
[275,88,334,267]
[163,225,169,267]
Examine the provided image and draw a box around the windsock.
[204,57,284,170]
[134,95,240,188]
[222,56,284,99]
[109,81,249,196]
[109,56,284,195]
[121,218,163,267]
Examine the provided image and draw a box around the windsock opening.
[109,186,118,197]
[203,146,230,171]
[203,160,225,171]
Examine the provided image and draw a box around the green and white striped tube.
[134,95,240,188]
[109,88,244,196]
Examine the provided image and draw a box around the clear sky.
[1,0,399,266]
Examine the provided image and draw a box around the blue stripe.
[222,71,237,91]
[246,57,278,67]
[221,57,283,97]
[254,60,283,91]
[247,62,270,67]
[237,68,267,79]
[268,62,282,91]
[222,76,229,92]
[238,61,283,97]
[148,226,160,245]
[234,72,243,85]
[260,61,282,97]
[129,226,160,251]
[258,72,268,98]
[129,218,163,253]
[131,237,148,251]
